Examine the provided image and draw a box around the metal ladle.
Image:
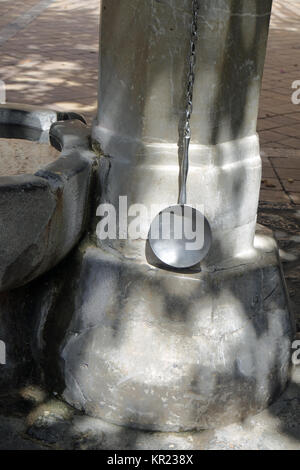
[148,0,212,269]
[148,135,212,270]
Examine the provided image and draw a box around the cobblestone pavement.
[0,0,300,451]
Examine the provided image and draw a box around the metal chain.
[184,0,199,140]
[179,0,199,205]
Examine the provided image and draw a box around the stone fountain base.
[0,365,300,450]
[34,224,294,432]
[0,107,96,391]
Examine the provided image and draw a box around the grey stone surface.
[71,0,293,433]
[0,112,96,389]
[0,103,84,131]
[0,103,57,131]
[0,286,39,391]
[0,367,299,450]
[0,416,47,450]
[92,0,272,265]
[0,0,294,441]
[0,113,97,292]
[32,224,294,432]
[95,0,271,146]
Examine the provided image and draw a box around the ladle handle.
[179,134,190,205]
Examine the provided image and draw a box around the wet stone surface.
[0,137,60,176]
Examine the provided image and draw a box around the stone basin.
[0,104,96,292]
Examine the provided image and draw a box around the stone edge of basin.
[0,103,86,131]
[0,105,96,292]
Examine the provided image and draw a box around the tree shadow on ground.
[0,0,100,124]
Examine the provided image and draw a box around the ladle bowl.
[148,204,212,269]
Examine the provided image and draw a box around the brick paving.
[0,0,99,124]
[259,0,300,206]
[0,0,38,30]
[0,0,299,203]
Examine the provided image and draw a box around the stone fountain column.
[92,0,271,264]
[37,0,294,432]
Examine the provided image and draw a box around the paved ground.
[0,0,300,451]
[0,0,99,122]
[260,0,300,206]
